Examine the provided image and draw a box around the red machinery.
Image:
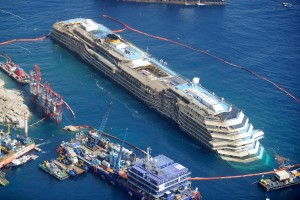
[30,64,75,123]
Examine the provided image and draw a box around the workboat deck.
[53,160,85,175]
[259,169,300,191]
[0,62,30,84]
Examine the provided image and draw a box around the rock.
[0,78,30,128]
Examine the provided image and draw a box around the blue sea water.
[0,0,299,199]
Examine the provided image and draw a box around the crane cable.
[189,163,300,181]
[102,14,300,103]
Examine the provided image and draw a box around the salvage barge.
[259,168,300,191]
[0,52,30,85]
[53,130,202,199]
[51,18,264,163]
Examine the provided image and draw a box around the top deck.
[58,18,234,115]
[176,83,230,114]
[131,154,189,184]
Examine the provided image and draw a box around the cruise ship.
[51,18,264,163]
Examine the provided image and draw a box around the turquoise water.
[0,0,299,199]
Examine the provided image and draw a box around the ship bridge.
[176,83,231,114]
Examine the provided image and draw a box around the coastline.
[0,78,30,128]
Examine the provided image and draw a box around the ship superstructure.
[51,18,264,162]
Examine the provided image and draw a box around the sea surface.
[0,0,299,199]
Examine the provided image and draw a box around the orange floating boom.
[62,100,76,119]
[0,52,12,63]
[188,163,300,181]
[0,36,48,46]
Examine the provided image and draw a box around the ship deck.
[59,18,232,115]
[0,62,30,84]
[176,83,230,114]
[259,178,300,191]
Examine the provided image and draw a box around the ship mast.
[24,112,28,137]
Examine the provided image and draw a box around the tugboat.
[11,155,32,167]
[39,160,69,181]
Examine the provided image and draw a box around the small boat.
[35,147,42,152]
[12,155,32,167]
[282,2,293,7]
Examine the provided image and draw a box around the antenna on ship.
[24,112,28,137]
[146,147,152,162]
[115,128,128,172]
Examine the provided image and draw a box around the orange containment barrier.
[102,14,300,103]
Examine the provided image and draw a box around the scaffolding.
[30,64,75,123]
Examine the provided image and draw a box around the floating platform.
[39,161,69,181]
[53,160,84,175]
[259,168,300,191]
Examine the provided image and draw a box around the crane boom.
[115,128,128,172]
[98,102,112,136]
[91,102,112,147]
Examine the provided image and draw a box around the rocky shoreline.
[0,78,30,128]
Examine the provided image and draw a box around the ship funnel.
[24,112,28,137]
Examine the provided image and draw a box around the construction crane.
[97,102,112,138]
[115,128,128,172]
[87,102,112,148]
